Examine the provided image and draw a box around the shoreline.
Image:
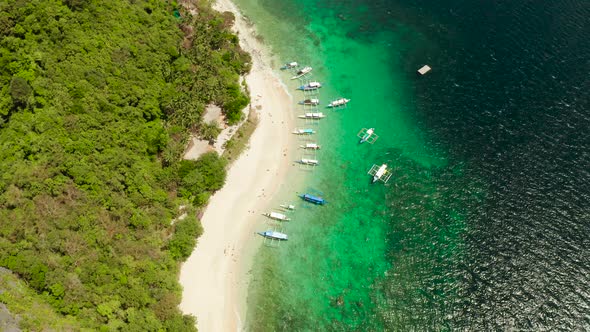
[178,0,297,330]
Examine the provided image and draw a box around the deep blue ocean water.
[233,0,590,330]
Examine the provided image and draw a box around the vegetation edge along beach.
[0,0,258,330]
[178,0,298,330]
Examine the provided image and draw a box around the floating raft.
[418,65,431,75]
[299,193,326,205]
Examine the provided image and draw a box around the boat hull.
[258,231,288,241]
[298,82,322,91]
[358,128,375,144]
[299,194,326,205]
[293,130,315,135]
[327,98,350,108]
[299,99,320,106]
[264,211,291,221]
[291,67,312,79]
[280,62,298,70]
[280,204,295,210]
[298,113,325,119]
[299,159,319,166]
[301,144,320,150]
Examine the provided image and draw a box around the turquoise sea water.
[234,0,590,330]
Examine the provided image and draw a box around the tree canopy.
[0,0,251,330]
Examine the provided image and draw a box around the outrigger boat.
[298,81,322,91]
[368,163,392,183]
[280,61,298,70]
[298,98,320,106]
[300,143,321,150]
[258,230,288,241]
[292,128,315,135]
[327,98,350,108]
[298,112,325,119]
[291,66,312,79]
[299,193,326,205]
[263,211,291,221]
[358,127,378,144]
[279,204,296,210]
[298,158,319,166]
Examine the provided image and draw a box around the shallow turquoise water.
[234,0,590,330]
[236,1,451,330]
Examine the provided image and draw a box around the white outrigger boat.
[292,128,315,135]
[298,81,322,91]
[327,98,350,108]
[298,98,320,106]
[280,61,298,70]
[279,204,296,210]
[258,230,288,241]
[358,127,378,144]
[298,158,319,166]
[291,66,312,79]
[368,164,392,183]
[263,211,291,221]
[258,229,288,247]
[300,143,321,150]
[298,112,325,119]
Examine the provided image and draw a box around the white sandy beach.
[178,0,295,331]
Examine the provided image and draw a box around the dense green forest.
[0,0,250,330]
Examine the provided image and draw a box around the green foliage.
[163,313,198,331]
[0,268,82,330]
[223,83,250,124]
[64,0,87,11]
[200,120,222,141]
[222,110,258,163]
[9,76,31,109]
[180,5,252,125]
[168,214,203,261]
[2,251,48,291]
[178,152,227,204]
[0,0,250,330]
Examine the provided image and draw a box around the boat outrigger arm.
[368,164,392,183]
